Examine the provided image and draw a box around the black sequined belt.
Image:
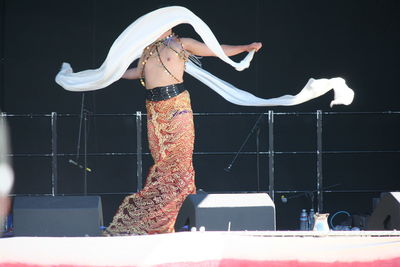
[146,83,186,101]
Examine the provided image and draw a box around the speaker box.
[13,196,103,237]
[175,192,275,231]
[367,192,400,230]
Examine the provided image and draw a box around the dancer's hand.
[246,42,262,52]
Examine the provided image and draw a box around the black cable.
[256,127,260,191]
[0,0,6,110]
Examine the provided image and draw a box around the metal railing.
[2,110,400,213]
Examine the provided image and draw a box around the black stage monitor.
[13,195,103,237]
[175,192,276,231]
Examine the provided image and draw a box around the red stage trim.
[1,232,400,267]
[2,258,400,267]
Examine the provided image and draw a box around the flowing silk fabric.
[55,6,354,107]
[106,91,195,235]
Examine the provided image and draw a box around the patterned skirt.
[105,90,196,235]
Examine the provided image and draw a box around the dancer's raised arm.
[181,38,262,57]
[121,67,141,80]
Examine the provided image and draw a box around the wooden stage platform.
[0,231,399,267]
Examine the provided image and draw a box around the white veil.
[55,6,354,107]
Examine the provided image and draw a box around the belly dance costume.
[105,34,196,235]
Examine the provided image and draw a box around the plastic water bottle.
[299,209,309,230]
[0,216,5,234]
[308,209,315,230]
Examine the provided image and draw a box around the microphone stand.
[280,183,341,210]
[225,112,266,191]
[69,94,92,195]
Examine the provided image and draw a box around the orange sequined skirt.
[105,90,195,235]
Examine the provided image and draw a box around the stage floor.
[1,231,400,267]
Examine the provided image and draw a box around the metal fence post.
[136,111,143,192]
[51,112,58,196]
[268,110,275,201]
[316,110,323,212]
[83,110,88,195]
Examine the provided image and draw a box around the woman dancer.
[55,6,352,235]
[105,29,262,235]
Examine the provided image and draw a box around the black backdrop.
[1,0,399,230]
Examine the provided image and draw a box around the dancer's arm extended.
[121,67,141,80]
[181,38,262,57]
